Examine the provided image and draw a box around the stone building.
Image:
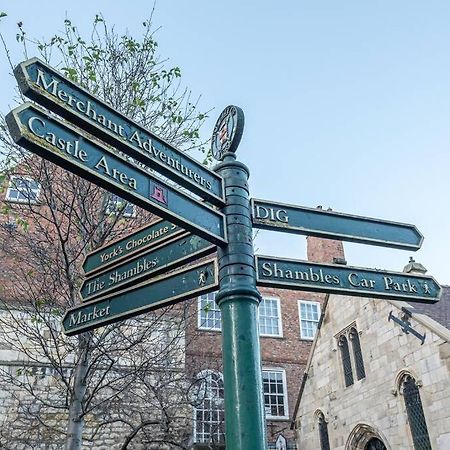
[292,256,450,450]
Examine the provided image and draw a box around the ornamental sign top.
[211,105,245,160]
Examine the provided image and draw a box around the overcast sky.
[1,1,449,285]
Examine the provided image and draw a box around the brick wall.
[186,236,344,445]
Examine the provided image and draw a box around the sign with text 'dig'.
[83,219,183,276]
[255,255,441,304]
[251,199,423,251]
[63,258,218,336]
[6,103,227,246]
[80,232,216,302]
[14,58,225,206]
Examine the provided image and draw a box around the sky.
[0,1,449,285]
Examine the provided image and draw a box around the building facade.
[185,236,345,449]
[292,265,450,450]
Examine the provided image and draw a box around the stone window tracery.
[349,327,366,380]
[317,411,330,450]
[402,374,431,450]
[338,335,354,387]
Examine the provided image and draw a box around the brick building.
[0,171,349,449]
[185,236,345,449]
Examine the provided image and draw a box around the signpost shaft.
[215,153,267,450]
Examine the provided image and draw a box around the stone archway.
[346,424,390,450]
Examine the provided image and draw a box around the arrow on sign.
[6,103,227,246]
[80,232,216,302]
[255,255,441,304]
[63,258,218,336]
[14,58,225,206]
[251,199,423,251]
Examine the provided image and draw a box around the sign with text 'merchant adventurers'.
[6,103,227,246]
[14,58,225,206]
[63,258,218,336]
[251,198,423,251]
[80,232,216,302]
[255,255,441,304]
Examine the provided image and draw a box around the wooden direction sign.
[251,199,423,251]
[255,255,441,304]
[63,258,218,336]
[83,219,183,276]
[14,58,225,206]
[80,232,216,302]
[6,103,227,246]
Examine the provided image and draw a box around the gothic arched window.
[339,335,354,387]
[402,375,432,450]
[317,412,330,450]
[193,370,225,445]
[350,327,366,380]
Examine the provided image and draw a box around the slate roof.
[409,285,450,329]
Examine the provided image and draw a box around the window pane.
[299,301,320,339]
[106,194,135,217]
[259,297,281,336]
[262,370,287,418]
[194,371,225,445]
[198,293,221,331]
[6,177,40,203]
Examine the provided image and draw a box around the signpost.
[63,258,218,336]
[251,198,423,250]
[6,103,227,246]
[14,58,225,206]
[82,219,183,275]
[80,232,215,301]
[6,55,443,450]
[255,255,441,304]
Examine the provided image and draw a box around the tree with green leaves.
[0,11,210,449]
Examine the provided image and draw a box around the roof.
[408,285,450,329]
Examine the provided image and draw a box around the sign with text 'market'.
[63,258,218,336]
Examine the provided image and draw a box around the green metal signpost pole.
[215,142,267,447]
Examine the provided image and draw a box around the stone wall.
[293,293,450,450]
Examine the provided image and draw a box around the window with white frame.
[259,297,282,337]
[262,368,288,419]
[105,194,136,218]
[193,370,225,445]
[198,292,221,331]
[298,301,320,340]
[5,176,40,204]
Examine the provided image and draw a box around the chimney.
[306,236,345,264]
[306,206,346,264]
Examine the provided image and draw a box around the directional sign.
[63,258,218,336]
[255,255,441,304]
[14,58,225,206]
[80,232,216,301]
[251,199,423,251]
[6,103,227,246]
[83,219,183,276]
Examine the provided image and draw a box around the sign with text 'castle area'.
[6,103,227,246]
[255,255,441,304]
[80,232,216,302]
[82,219,183,275]
[63,258,218,336]
[251,199,423,251]
[14,58,225,206]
